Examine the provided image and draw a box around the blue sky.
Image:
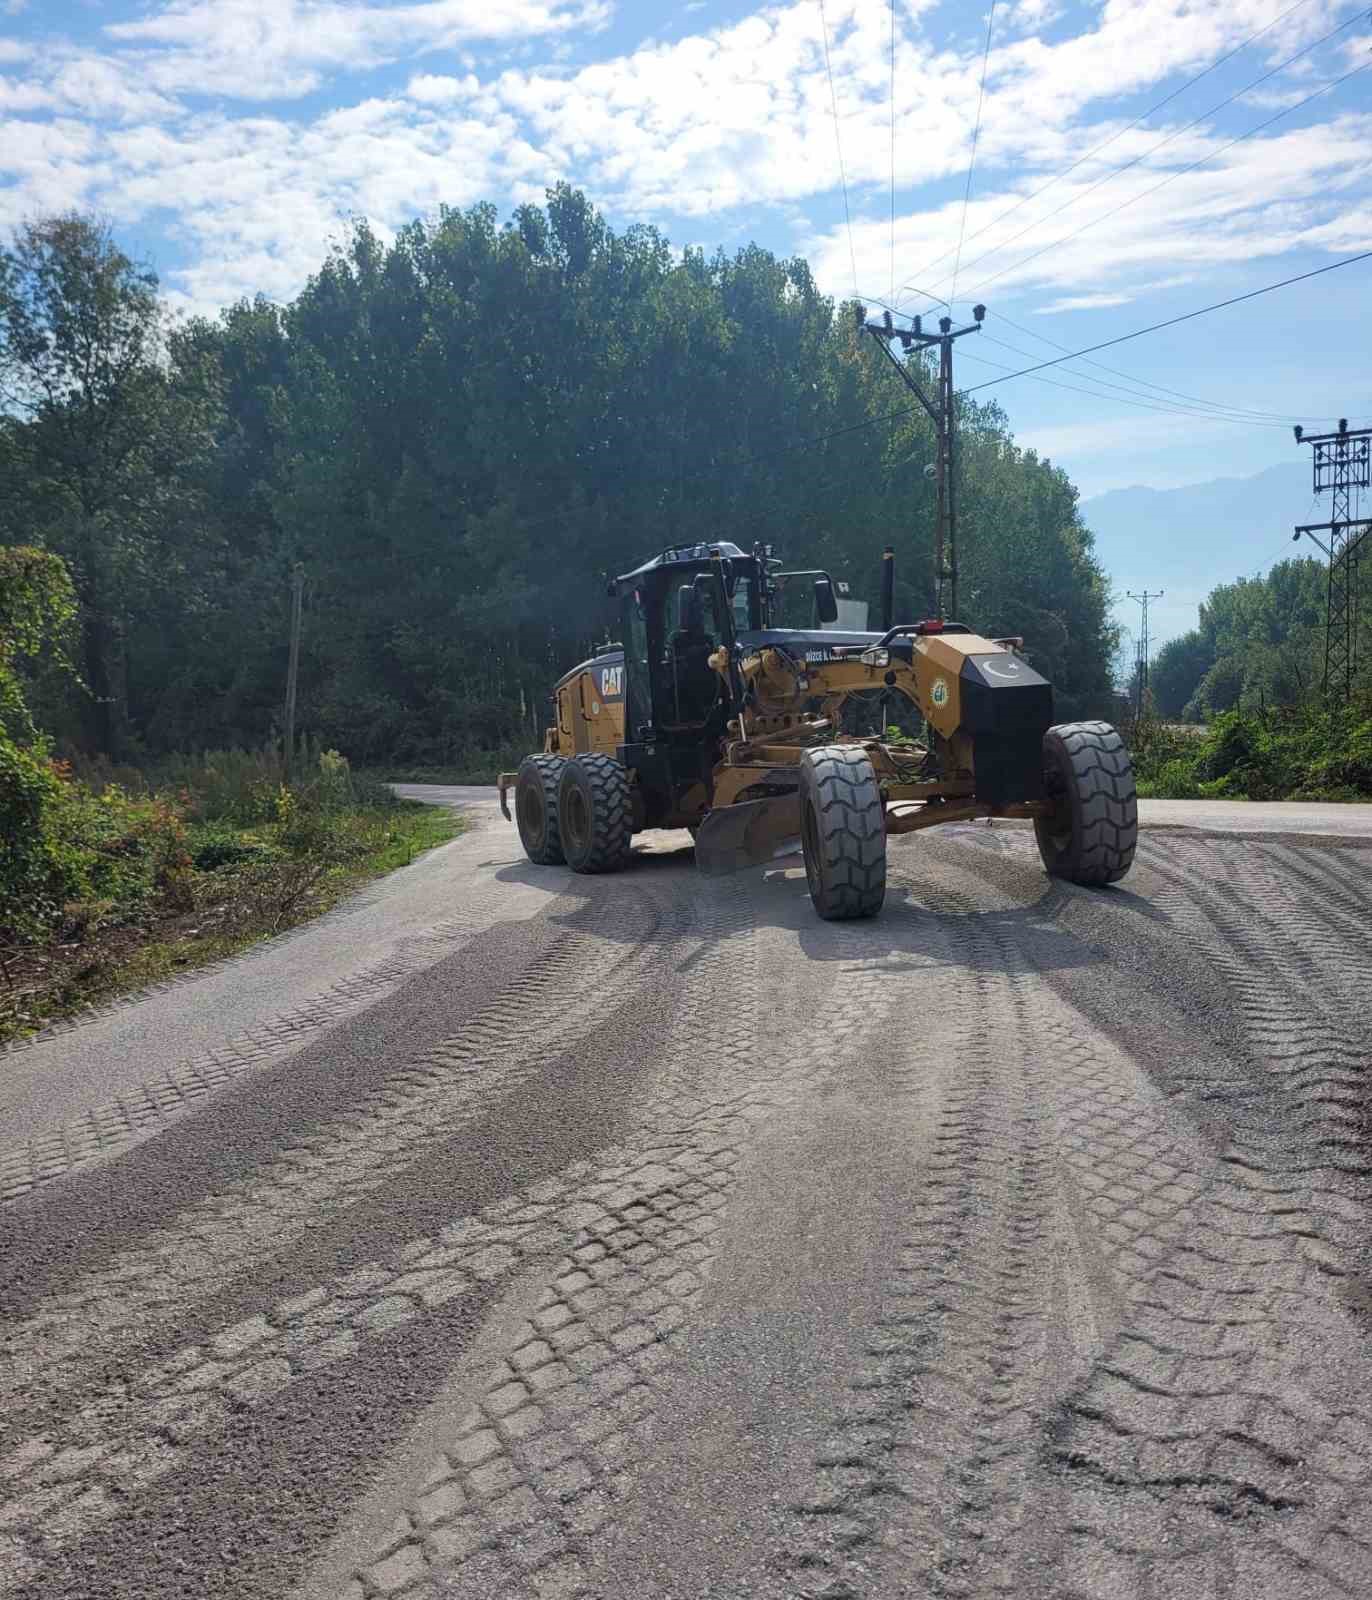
[2,0,1370,639]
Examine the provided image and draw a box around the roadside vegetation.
[0,551,457,1043]
[1132,699,1372,801]
[0,734,459,1044]
[1126,554,1372,801]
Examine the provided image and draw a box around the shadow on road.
[490,825,1173,978]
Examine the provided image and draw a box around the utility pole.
[283,563,304,779]
[1292,419,1371,701]
[857,303,985,619]
[1126,589,1163,717]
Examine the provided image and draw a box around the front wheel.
[558,754,633,874]
[1034,721,1137,886]
[514,754,566,865]
[798,745,886,920]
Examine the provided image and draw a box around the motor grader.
[498,540,1137,920]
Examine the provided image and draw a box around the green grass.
[1130,702,1372,802]
[0,798,462,1045]
[377,762,516,786]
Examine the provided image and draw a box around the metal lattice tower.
[1294,420,1371,701]
[1126,589,1163,716]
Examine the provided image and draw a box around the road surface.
[2,788,1370,1599]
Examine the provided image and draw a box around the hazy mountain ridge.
[1081,461,1315,647]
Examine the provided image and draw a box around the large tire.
[798,745,887,921]
[514,754,566,865]
[1035,721,1137,886]
[558,754,633,874]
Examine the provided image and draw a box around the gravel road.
[2,788,1370,1600]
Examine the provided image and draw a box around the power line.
[818,0,858,296]
[943,9,1364,299]
[889,0,896,301]
[975,326,1351,429]
[963,49,1371,300]
[963,249,1372,395]
[964,340,1297,428]
[988,309,1359,426]
[898,0,1320,300]
[951,2,996,306]
[375,256,1371,557]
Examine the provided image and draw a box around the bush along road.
[0,790,1370,1600]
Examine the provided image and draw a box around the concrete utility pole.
[1292,419,1371,701]
[857,304,985,620]
[284,563,304,779]
[1126,589,1163,717]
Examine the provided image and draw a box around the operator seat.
[668,619,719,727]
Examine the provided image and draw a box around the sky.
[1,0,1370,638]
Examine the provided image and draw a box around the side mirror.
[814,577,839,625]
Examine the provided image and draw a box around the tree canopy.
[2,189,1118,766]
[1149,555,1368,721]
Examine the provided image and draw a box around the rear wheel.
[798,745,886,920]
[514,754,566,865]
[1034,721,1137,885]
[558,754,633,874]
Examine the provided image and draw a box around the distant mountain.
[1080,462,1314,649]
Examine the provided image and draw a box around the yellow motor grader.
[498,540,1136,920]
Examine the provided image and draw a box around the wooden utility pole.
[858,304,985,619]
[284,563,304,779]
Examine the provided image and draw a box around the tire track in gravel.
[0,889,668,1425]
[0,864,530,1206]
[770,875,1098,1600]
[1042,1021,1372,1599]
[313,876,774,1600]
[0,872,699,1594]
[561,893,951,1600]
[768,838,1372,1600]
[1134,838,1372,1252]
[297,872,945,1600]
[949,842,1372,1600]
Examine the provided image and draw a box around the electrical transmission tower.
[857,303,985,619]
[1293,419,1371,701]
[1127,589,1163,716]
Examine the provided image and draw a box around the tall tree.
[0,214,220,752]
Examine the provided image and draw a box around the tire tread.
[801,745,887,919]
[1036,720,1138,886]
[515,754,566,865]
[561,753,633,874]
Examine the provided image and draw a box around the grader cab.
[498,540,1137,920]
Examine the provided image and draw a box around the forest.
[0,188,1117,774]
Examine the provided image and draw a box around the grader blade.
[693,795,802,876]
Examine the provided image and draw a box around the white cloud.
[808,109,1372,308]
[405,72,481,102]
[0,0,1368,333]
[102,0,612,101]
[1035,291,1133,313]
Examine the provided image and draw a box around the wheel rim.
[1041,759,1072,856]
[563,784,590,854]
[801,796,822,897]
[517,782,545,845]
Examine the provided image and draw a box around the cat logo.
[599,666,624,700]
[931,677,950,708]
